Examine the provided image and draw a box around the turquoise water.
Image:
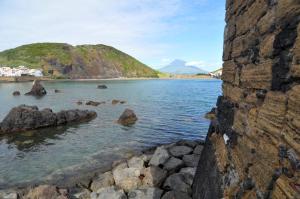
[0,79,221,188]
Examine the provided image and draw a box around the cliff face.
[193,0,300,198]
[0,43,158,78]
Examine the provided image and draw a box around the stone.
[77,101,83,105]
[161,191,192,199]
[12,91,20,96]
[140,154,152,163]
[142,166,167,187]
[120,101,126,104]
[90,171,115,192]
[204,108,217,120]
[112,99,120,105]
[169,146,193,158]
[73,189,91,199]
[24,185,67,199]
[163,173,192,195]
[97,85,107,89]
[55,89,62,93]
[94,186,126,199]
[182,154,200,167]
[149,146,170,167]
[127,156,144,169]
[112,167,142,192]
[86,101,101,106]
[117,109,138,126]
[179,167,196,177]
[0,105,97,133]
[25,80,47,96]
[177,140,198,148]
[193,145,203,155]
[163,157,184,172]
[0,191,18,199]
[128,188,163,199]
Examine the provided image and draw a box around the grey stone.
[112,166,142,192]
[182,154,200,167]
[94,186,127,199]
[0,191,18,199]
[128,187,163,199]
[179,167,196,177]
[163,157,184,171]
[142,166,167,187]
[73,189,91,199]
[25,80,47,96]
[149,147,170,166]
[91,171,115,192]
[163,173,192,195]
[128,156,144,169]
[193,145,204,155]
[177,140,198,148]
[161,191,192,199]
[169,146,193,158]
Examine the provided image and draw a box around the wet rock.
[127,156,144,169]
[93,186,126,199]
[177,140,198,148]
[163,173,192,195]
[97,85,107,89]
[163,157,184,172]
[117,109,138,126]
[24,185,68,199]
[55,89,62,93]
[128,188,163,199]
[0,105,97,133]
[25,80,47,96]
[77,101,83,105]
[90,171,115,192]
[112,166,142,192]
[179,167,196,177]
[86,101,101,106]
[169,146,193,158]
[149,146,170,167]
[12,91,20,96]
[161,191,192,199]
[193,145,204,155]
[120,101,126,104]
[142,166,167,187]
[112,100,120,105]
[182,154,200,167]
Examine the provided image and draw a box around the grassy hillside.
[0,43,158,78]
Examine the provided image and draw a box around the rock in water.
[118,109,138,126]
[0,105,97,133]
[12,91,20,96]
[97,85,108,89]
[25,80,47,96]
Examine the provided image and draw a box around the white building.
[0,66,43,77]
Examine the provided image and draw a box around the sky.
[0,0,226,71]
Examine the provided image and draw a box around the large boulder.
[112,165,142,192]
[0,105,97,133]
[90,171,115,192]
[117,109,138,126]
[149,146,170,167]
[163,157,184,172]
[169,146,193,158]
[24,185,68,199]
[141,166,167,187]
[182,154,200,167]
[161,191,192,199]
[25,80,47,96]
[128,188,163,199]
[163,173,192,195]
[91,186,126,199]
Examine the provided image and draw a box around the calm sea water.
[0,79,221,188]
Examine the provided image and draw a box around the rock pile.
[0,105,97,134]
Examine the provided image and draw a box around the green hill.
[0,43,158,78]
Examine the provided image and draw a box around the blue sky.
[0,0,225,71]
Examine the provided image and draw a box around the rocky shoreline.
[0,139,204,199]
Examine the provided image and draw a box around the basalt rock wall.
[193,0,300,198]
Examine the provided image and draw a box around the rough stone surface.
[163,157,184,172]
[179,167,196,177]
[169,146,193,158]
[112,166,142,192]
[0,191,18,199]
[149,146,170,167]
[127,156,144,169]
[25,80,47,96]
[93,186,126,199]
[0,105,97,133]
[24,185,68,199]
[193,1,300,198]
[193,145,203,155]
[182,154,200,167]
[117,109,138,126]
[142,166,167,187]
[90,171,115,192]
[163,173,192,195]
[128,188,163,199]
[161,191,192,199]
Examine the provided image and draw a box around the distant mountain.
[0,43,158,78]
[209,68,222,79]
[159,59,208,75]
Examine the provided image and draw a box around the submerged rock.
[12,91,20,96]
[112,99,120,105]
[0,105,97,133]
[54,89,62,93]
[86,101,101,106]
[117,109,138,126]
[25,80,47,96]
[97,85,107,89]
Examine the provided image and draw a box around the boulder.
[179,167,196,177]
[112,100,120,105]
[0,105,97,133]
[92,186,126,199]
[112,166,142,192]
[163,157,184,172]
[141,166,167,187]
[161,191,192,199]
[182,154,200,167]
[120,101,126,104]
[86,101,101,106]
[97,85,107,89]
[127,156,144,169]
[25,80,47,96]
[193,145,204,155]
[54,89,62,93]
[77,101,83,105]
[0,191,18,199]
[128,188,163,199]
[177,140,198,148]
[24,185,68,199]
[163,173,192,195]
[90,171,115,192]
[117,109,138,126]
[12,91,20,96]
[149,146,170,167]
[169,146,193,158]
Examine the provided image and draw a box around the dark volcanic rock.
[12,91,21,96]
[0,105,97,134]
[118,109,138,126]
[25,80,47,96]
[54,89,62,93]
[97,85,108,89]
